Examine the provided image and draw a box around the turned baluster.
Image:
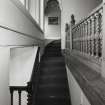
[10,88,14,105]
[90,17,92,55]
[81,23,84,53]
[83,22,85,53]
[27,82,32,105]
[18,90,22,105]
[94,12,100,58]
[97,11,102,58]
[91,15,95,56]
[86,20,89,54]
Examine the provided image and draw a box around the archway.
[44,0,61,40]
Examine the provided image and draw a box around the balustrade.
[70,5,103,63]
[10,86,27,105]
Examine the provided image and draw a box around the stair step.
[38,83,68,88]
[42,56,63,60]
[37,95,70,101]
[39,74,66,80]
[40,68,66,75]
[40,62,65,67]
[39,76,67,84]
[42,57,64,62]
[41,60,64,65]
[40,66,65,71]
[44,54,62,57]
[38,86,69,96]
[45,49,61,52]
[36,96,70,105]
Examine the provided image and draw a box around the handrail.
[9,47,41,105]
[72,3,103,29]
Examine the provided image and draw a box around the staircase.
[35,40,71,105]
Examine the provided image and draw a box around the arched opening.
[44,0,61,40]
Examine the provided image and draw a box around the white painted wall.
[28,0,36,20]
[45,7,61,39]
[0,27,42,46]
[19,0,25,5]
[0,47,10,105]
[61,0,102,49]
[40,0,44,30]
[66,66,91,105]
[0,0,44,105]
[0,0,44,44]
[9,46,38,86]
[28,0,40,23]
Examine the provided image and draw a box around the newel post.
[102,2,105,77]
[70,14,75,50]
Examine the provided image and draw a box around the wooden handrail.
[10,86,27,91]
[72,3,103,29]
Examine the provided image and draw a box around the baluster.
[91,15,94,56]
[102,0,105,77]
[90,17,92,55]
[77,26,79,51]
[72,29,74,49]
[82,23,84,53]
[95,12,100,57]
[83,22,86,54]
[84,22,86,53]
[27,82,32,105]
[80,24,82,52]
[86,20,89,54]
[87,20,89,54]
[97,11,102,58]
[87,18,91,55]
[84,21,86,53]
[79,25,81,52]
[76,26,78,50]
[79,25,81,51]
[10,88,14,105]
[18,90,22,105]
[88,18,90,56]
[75,27,77,50]
[93,15,97,56]
[78,25,80,51]
[82,23,84,52]
[78,26,80,51]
